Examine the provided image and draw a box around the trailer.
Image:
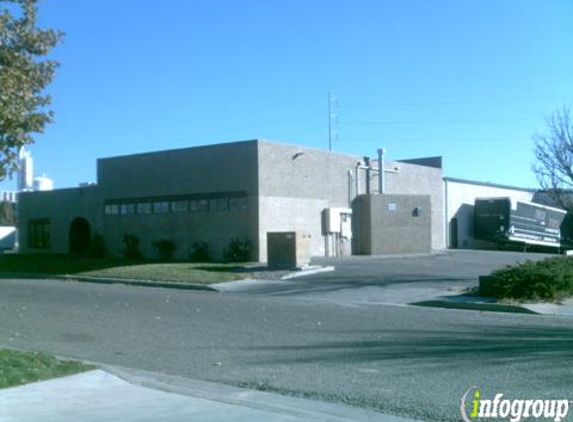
[474,197,567,248]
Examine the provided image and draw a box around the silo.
[33,176,54,191]
[17,147,34,191]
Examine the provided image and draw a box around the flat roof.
[443,176,535,193]
[97,138,439,166]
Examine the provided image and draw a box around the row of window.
[104,196,248,216]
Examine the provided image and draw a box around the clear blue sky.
[3,0,573,190]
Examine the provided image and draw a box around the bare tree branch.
[533,106,573,212]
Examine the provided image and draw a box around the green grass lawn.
[0,349,94,389]
[79,263,246,283]
[0,254,252,284]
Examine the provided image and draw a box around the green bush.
[480,256,573,302]
[223,237,252,263]
[189,241,211,263]
[122,233,142,259]
[152,239,177,261]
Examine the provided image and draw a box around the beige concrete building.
[18,139,446,261]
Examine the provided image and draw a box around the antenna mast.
[328,91,338,151]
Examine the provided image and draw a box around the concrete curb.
[56,274,218,291]
[280,265,335,280]
[102,364,418,422]
[0,272,217,291]
[409,299,539,315]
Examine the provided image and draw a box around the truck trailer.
[474,197,567,248]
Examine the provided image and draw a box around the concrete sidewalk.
[0,366,412,422]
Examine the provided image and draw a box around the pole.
[377,148,386,194]
[364,156,371,194]
[328,91,332,151]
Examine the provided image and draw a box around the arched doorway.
[69,217,91,254]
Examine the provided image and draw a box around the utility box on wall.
[352,194,431,255]
[267,231,311,268]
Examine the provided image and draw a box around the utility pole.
[328,91,338,151]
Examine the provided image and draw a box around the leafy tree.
[0,0,62,179]
[533,106,573,211]
[0,200,15,225]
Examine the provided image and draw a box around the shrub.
[151,239,177,261]
[189,241,211,263]
[480,256,573,302]
[122,233,142,259]
[223,237,252,262]
[90,233,106,257]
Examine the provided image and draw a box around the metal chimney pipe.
[364,156,371,194]
[377,148,386,194]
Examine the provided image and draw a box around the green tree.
[0,200,15,225]
[0,0,62,179]
[533,106,573,211]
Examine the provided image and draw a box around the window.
[28,219,50,249]
[189,199,208,212]
[209,197,228,212]
[120,204,135,215]
[137,203,152,214]
[104,204,119,215]
[153,201,169,214]
[229,197,248,211]
[171,200,188,213]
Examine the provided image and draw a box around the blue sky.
[3,0,572,190]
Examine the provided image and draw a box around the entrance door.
[69,217,91,253]
[449,218,458,249]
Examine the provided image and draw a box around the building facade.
[443,177,536,249]
[18,139,446,261]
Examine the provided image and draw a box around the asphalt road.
[1,257,572,422]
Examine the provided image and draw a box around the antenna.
[328,91,338,151]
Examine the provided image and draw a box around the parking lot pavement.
[224,250,552,305]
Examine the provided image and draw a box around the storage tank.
[33,176,54,191]
[18,146,34,191]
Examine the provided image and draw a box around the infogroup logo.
[461,387,570,422]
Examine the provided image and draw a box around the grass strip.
[0,349,94,389]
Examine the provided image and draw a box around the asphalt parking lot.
[228,250,553,304]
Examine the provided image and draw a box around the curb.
[409,300,539,315]
[56,274,218,291]
[0,272,216,292]
[102,364,417,422]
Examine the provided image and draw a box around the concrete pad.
[212,278,292,292]
[520,301,573,317]
[281,265,335,280]
[0,369,410,422]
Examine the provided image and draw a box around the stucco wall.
[18,186,102,254]
[384,161,445,250]
[98,140,259,198]
[352,194,432,255]
[256,141,361,261]
[96,140,260,260]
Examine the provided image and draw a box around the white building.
[444,177,536,249]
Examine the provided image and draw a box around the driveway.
[226,250,552,304]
